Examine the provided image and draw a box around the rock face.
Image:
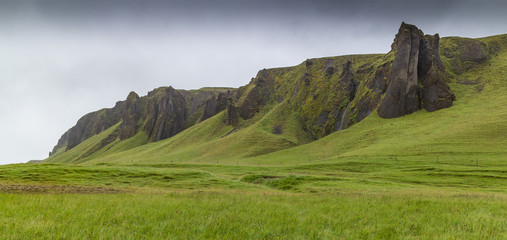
[51,102,124,154]
[237,69,275,120]
[354,61,391,122]
[418,35,456,112]
[200,91,233,121]
[226,103,239,127]
[49,22,469,161]
[378,22,455,118]
[142,87,187,142]
[338,61,358,102]
[334,61,358,131]
[441,37,490,74]
[119,91,141,140]
[50,87,234,155]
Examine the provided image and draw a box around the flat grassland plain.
[1,36,506,239]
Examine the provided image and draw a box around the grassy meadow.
[1,157,506,239]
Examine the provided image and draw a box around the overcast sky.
[0,0,506,164]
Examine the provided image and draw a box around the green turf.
[0,161,506,239]
[1,192,505,239]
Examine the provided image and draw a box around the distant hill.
[26,160,43,164]
[45,23,507,164]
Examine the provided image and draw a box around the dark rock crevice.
[334,61,359,131]
[200,91,233,122]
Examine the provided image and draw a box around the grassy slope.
[64,35,507,168]
[243,34,507,166]
[84,102,314,164]
[45,123,150,164]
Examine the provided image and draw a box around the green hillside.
[45,33,507,167]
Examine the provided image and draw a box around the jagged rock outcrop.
[418,35,456,112]
[334,61,358,131]
[441,37,489,74]
[142,87,187,141]
[237,69,275,120]
[353,61,392,123]
[226,103,239,127]
[50,102,125,154]
[377,22,455,118]
[338,61,359,102]
[200,91,233,121]
[119,91,141,140]
[50,87,233,156]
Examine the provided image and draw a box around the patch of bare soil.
[0,184,123,194]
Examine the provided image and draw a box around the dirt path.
[0,184,123,194]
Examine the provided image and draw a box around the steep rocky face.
[237,69,275,120]
[334,61,358,131]
[200,91,233,121]
[378,22,455,118]
[418,35,455,112]
[142,87,187,142]
[353,61,392,123]
[50,102,125,154]
[223,23,456,138]
[338,61,358,101]
[119,91,141,140]
[226,103,239,127]
[50,87,233,156]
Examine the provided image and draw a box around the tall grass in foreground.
[0,191,505,239]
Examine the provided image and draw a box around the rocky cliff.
[222,23,456,137]
[50,87,234,156]
[377,23,455,118]
[50,22,500,162]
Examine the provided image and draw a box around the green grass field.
[3,149,507,239]
[2,34,507,239]
[0,160,506,239]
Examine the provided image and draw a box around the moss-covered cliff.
[47,23,505,163]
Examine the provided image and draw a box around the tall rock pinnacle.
[377,22,455,118]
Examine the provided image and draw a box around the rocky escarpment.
[50,22,500,162]
[50,87,234,156]
[119,91,142,140]
[142,87,187,142]
[236,69,277,120]
[377,22,455,118]
[200,91,234,121]
[51,102,125,154]
[223,23,456,138]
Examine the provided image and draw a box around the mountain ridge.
[46,23,507,164]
